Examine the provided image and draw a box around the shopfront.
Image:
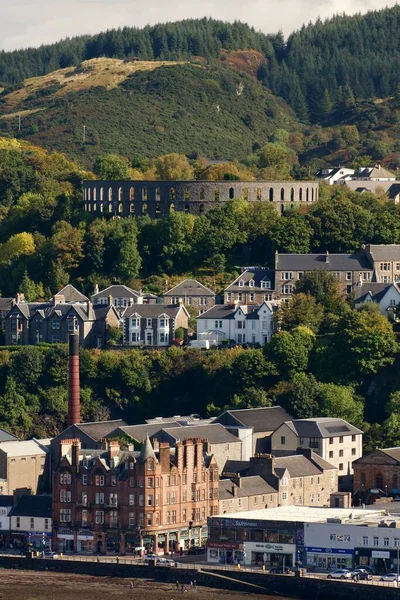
[245,542,296,568]
[125,534,140,554]
[207,542,244,565]
[106,534,121,553]
[355,548,399,572]
[305,547,353,570]
[77,531,94,553]
[57,530,74,553]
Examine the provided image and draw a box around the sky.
[0,0,398,52]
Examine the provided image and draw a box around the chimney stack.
[67,334,80,426]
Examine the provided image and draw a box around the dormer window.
[238,280,244,287]
[147,459,154,471]
[52,320,60,330]
[248,279,255,287]
[261,280,271,289]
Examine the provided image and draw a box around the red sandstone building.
[52,436,219,554]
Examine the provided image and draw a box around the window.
[81,510,87,527]
[82,475,88,487]
[362,536,368,545]
[147,513,152,526]
[129,512,135,527]
[381,263,390,271]
[237,320,244,329]
[329,451,333,458]
[384,537,390,547]
[281,477,288,486]
[147,495,153,506]
[281,436,286,445]
[339,463,344,471]
[81,492,88,507]
[95,475,105,486]
[226,293,232,302]
[109,493,118,507]
[346,272,352,281]
[261,280,271,289]
[238,280,244,287]
[352,448,356,456]
[60,509,71,523]
[111,476,117,487]
[330,534,336,542]
[329,438,334,445]
[249,293,255,302]
[362,272,371,281]
[95,511,104,524]
[44,518,49,530]
[95,493,104,505]
[281,492,287,500]
[310,477,314,486]
[16,517,20,529]
[215,320,223,328]
[30,517,34,529]
[352,434,356,442]
[146,318,152,328]
[282,272,293,281]
[60,473,72,485]
[339,436,344,443]
[339,450,343,457]
[129,494,135,506]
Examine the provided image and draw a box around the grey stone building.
[92,284,157,313]
[224,268,276,305]
[82,179,319,218]
[162,279,215,313]
[4,285,120,348]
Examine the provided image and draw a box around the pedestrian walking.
[176,581,180,590]
[130,581,134,590]
[193,580,196,589]
[190,581,193,589]
[181,584,185,594]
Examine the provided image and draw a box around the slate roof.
[197,303,274,321]
[0,298,13,313]
[93,285,140,300]
[164,279,215,297]
[223,460,250,475]
[56,285,88,303]
[0,428,18,442]
[137,435,158,464]
[93,305,119,320]
[388,184,400,199]
[273,454,333,477]
[282,418,362,439]
[0,495,13,507]
[216,407,293,433]
[224,269,275,293]
[380,448,400,463]
[122,305,184,319]
[152,423,240,445]
[10,495,52,519]
[352,166,395,180]
[276,253,372,271]
[219,475,277,499]
[114,422,181,442]
[366,244,400,261]
[354,283,400,303]
[58,420,127,442]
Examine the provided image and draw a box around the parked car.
[188,546,205,555]
[156,558,176,566]
[187,340,210,349]
[380,573,400,583]
[144,553,158,562]
[353,564,375,575]
[351,569,372,581]
[327,569,351,579]
[42,550,60,559]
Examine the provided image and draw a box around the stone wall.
[82,180,319,218]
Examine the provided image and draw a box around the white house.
[122,304,189,347]
[10,495,52,550]
[316,167,354,185]
[354,282,400,317]
[196,302,277,346]
[0,495,13,543]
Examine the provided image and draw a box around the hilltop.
[0,59,299,163]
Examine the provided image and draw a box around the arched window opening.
[199,203,205,214]
[156,203,161,215]
[130,203,135,213]
[291,188,295,202]
[312,188,315,201]
[88,188,91,201]
[361,472,366,486]
[170,188,176,201]
[269,188,274,202]
[170,203,175,213]
[229,187,235,199]
[87,203,91,212]
[142,187,148,201]
[306,188,309,202]
[156,188,161,201]
[393,474,398,490]
[118,203,123,214]
[93,188,97,201]
[184,188,190,201]
[108,187,113,201]
[376,473,384,489]
[280,188,285,201]
[84,188,87,201]
[243,188,248,201]
[100,203,104,213]
[130,187,135,201]
[215,188,220,201]
[184,204,190,213]
[108,203,113,213]
[200,188,205,200]
[299,188,303,202]
[93,203,97,212]
[100,187,104,201]
[118,187,123,201]
[281,204,284,215]
[142,203,148,215]
[257,188,262,201]
[290,203,294,209]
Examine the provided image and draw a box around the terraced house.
[162,279,215,313]
[52,436,219,554]
[122,303,189,347]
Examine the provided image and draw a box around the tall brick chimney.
[67,334,80,426]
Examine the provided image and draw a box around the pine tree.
[320,89,333,118]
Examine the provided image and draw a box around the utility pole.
[83,125,86,143]
[18,114,21,132]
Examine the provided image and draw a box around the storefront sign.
[208,542,240,550]
[57,534,74,540]
[77,534,93,541]
[372,551,390,559]
[305,547,353,555]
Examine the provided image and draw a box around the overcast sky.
[0,0,397,52]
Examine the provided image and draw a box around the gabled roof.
[365,244,400,261]
[75,420,127,441]
[10,495,52,519]
[0,298,13,312]
[354,282,400,304]
[273,454,333,477]
[380,448,400,463]
[93,305,120,321]
[123,304,188,319]
[276,253,372,272]
[219,475,277,500]
[197,303,275,321]
[216,407,293,434]
[164,279,215,297]
[0,428,18,442]
[92,285,140,300]
[112,422,182,442]
[351,166,395,180]
[152,423,240,445]
[280,418,362,439]
[0,495,13,507]
[225,269,275,293]
[56,285,88,303]
[137,434,158,464]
